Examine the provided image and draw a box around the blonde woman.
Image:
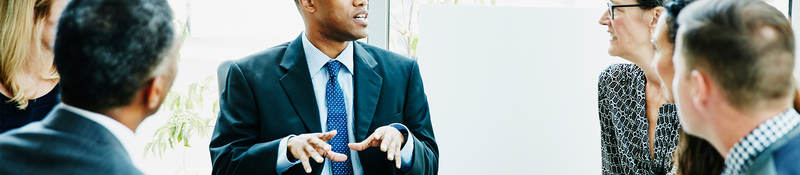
[0,0,67,133]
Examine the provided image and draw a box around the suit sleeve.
[400,60,439,175]
[209,62,282,175]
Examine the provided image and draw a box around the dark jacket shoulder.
[747,126,800,175]
[233,42,292,74]
[0,108,141,175]
[355,41,418,75]
[771,129,800,174]
[357,41,415,65]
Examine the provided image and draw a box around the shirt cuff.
[277,135,300,174]
[390,123,415,170]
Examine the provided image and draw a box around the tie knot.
[326,60,343,78]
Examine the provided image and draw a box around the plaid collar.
[722,108,800,175]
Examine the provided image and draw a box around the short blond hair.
[0,0,59,109]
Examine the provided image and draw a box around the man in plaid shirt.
[671,0,800,174]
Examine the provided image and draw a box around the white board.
[417,5,620,174]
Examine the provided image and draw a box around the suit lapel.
[353,42,382,141]
[279,35,322,133]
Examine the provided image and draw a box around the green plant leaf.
[144,75,220,159]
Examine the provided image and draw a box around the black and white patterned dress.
[598,64,681,175]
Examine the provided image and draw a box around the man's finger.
[305,145,324,163]
[347,142,366,151]
[309,137,332,152]
[387,137,399,161]
[348,134,376,151]
[296,150,312,173]
[319,130,338,141]
[381,132,393,152]
[369,137,382,147]
[392,140,402,168]
[391,138,403,160]
[374,129,386,141]
[395,149,402,169]
[326,150,348,162]
[309,137,332,158]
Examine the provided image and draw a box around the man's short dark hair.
[678,0,795,109]
[54,0,175,112]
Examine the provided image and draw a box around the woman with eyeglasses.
[597,0,680,174]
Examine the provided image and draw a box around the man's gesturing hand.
[288,130,348,173]
[347,125,406,169]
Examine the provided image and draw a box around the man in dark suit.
[0,0,179,174]
[672,0,800,174]
[209,0,438,174]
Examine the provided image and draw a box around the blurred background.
[137,0,796,174]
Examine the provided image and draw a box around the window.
[136,1,303,174]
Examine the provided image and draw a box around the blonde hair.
[0,0,58,110]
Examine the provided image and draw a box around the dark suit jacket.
[746,125,800,175]
[209,35,439,175]
[0,107,142,174]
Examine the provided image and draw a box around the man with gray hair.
[0,0,180,174]
[672,0,800,174]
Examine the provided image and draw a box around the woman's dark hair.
[674,131,724,175]
[637,0,665,9]
[664,0,693,43]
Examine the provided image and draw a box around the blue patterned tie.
[325,60,353,175]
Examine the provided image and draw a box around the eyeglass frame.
[607,2,649,20]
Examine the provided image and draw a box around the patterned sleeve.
[598,64,620,175]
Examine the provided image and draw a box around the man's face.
[313,0,368,41]
[672,33,703,136]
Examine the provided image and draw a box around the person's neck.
[627,49,663,92]
[4,48,58,99]
[306,30,348,59]
[710,102,792,157]
[23,46,55,78]
[102,106,146,132]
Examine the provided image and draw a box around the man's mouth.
[353,11,368,26]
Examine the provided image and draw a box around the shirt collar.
[302,32,354,77]
[57,103,141,169]
[722,108,800,175]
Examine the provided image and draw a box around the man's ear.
[690,70,710,111]
[299,0,317,14]
[143,77,166,111]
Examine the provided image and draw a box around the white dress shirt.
[275,33,414,174]
[58,103,144,172]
